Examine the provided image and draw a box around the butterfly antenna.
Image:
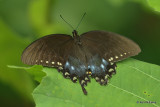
[75,12,86,30]
[60,15,74,30]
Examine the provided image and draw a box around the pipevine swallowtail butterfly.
[21,14,141,95]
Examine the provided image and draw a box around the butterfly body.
[22,30,141,95]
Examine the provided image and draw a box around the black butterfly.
[21,29,141,95]
[22,13,140,95]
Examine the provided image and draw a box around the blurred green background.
[0,0,160,107]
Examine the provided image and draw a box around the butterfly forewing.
[21,34,73,67]
[80,30,141,62]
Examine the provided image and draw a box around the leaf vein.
[127,65,160,83]
[109,83,160,107]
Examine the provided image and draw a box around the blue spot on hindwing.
[64,55,109,76]
[64,56,86,77]
[70,66,75,71]
[88,55,108,75]
[102,58,108,66]
[100,64,106,72]
[64,61,70,68]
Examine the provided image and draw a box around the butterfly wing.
[21,34,74,67]
[80,30,141,62]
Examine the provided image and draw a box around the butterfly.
[21,13,141,95]
[21,29,141,95]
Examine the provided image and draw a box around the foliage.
[8,65,45,83]
[148,0,160,12]
[11,59,160,107]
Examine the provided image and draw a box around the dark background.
[0,0,159,106]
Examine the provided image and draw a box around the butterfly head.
[72,30,81,45]
[72,30,78,37]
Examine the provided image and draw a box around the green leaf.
[8,65,46,83]
[148,0,160,12]
[0,18,35,100]
[32,59,160,107]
